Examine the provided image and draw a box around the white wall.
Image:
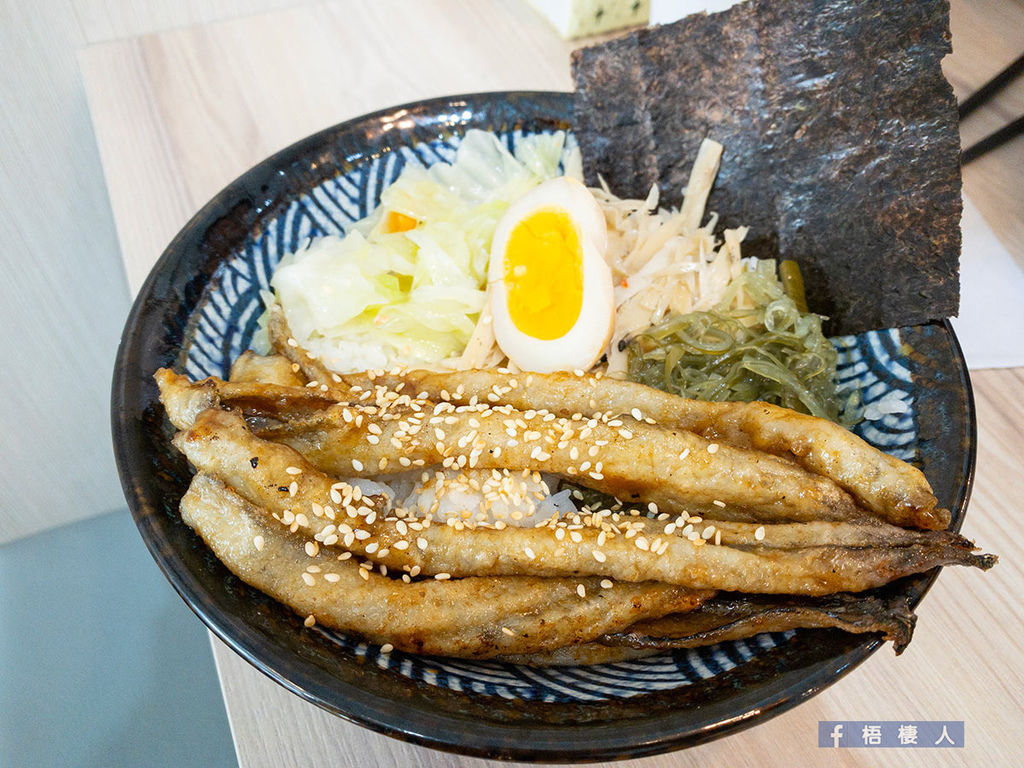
[0,0,313,544]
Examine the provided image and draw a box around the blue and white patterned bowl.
[112,92,975,760]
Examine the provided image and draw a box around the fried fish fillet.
[172,406,995,595]
[606,591,917,654]
[181,473,707,658]
[156,367,337,431]
[329,368,948,530]
[507,591,918,663]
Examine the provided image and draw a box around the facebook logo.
[828,723,844,747]
[818,721,964,748]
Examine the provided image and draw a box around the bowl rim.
[110,89,977,763]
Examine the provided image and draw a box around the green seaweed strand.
[626,260,858,425]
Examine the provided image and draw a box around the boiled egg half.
[488,177,614,373]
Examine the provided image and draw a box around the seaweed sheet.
[572,0,961,335]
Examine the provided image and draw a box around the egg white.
[488,177,615,373]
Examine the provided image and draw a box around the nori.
[571,0,961,335]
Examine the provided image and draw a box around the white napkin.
[952,197,1024,369]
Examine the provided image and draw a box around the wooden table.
[81,1,1024,765]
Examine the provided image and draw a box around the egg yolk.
[502,209,583,340]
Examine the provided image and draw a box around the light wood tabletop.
[81,1,1024,765]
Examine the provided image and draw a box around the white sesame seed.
[253,535,265,551]
[576,584,586,597]
[713,500,727,508]
[358,568,369,581]
[755,526,766,541]
[288,481,298,497]
[502,627,515,636]
[305,541,319,557]
[301,572,315,586]
[592,550,607,563]
[285,466,302,475]
[352,459,364,472]
[380,643,394,654]
[707,443,720,454]
[435,573,451,581]
[304,614,316,627]
[324,572,341,583]
[631,408,642,420]
[524,547,536,560]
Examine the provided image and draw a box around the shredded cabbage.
[257,130,578,371]
[625,260,860,425]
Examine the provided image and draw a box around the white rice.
[348,469,578,527]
